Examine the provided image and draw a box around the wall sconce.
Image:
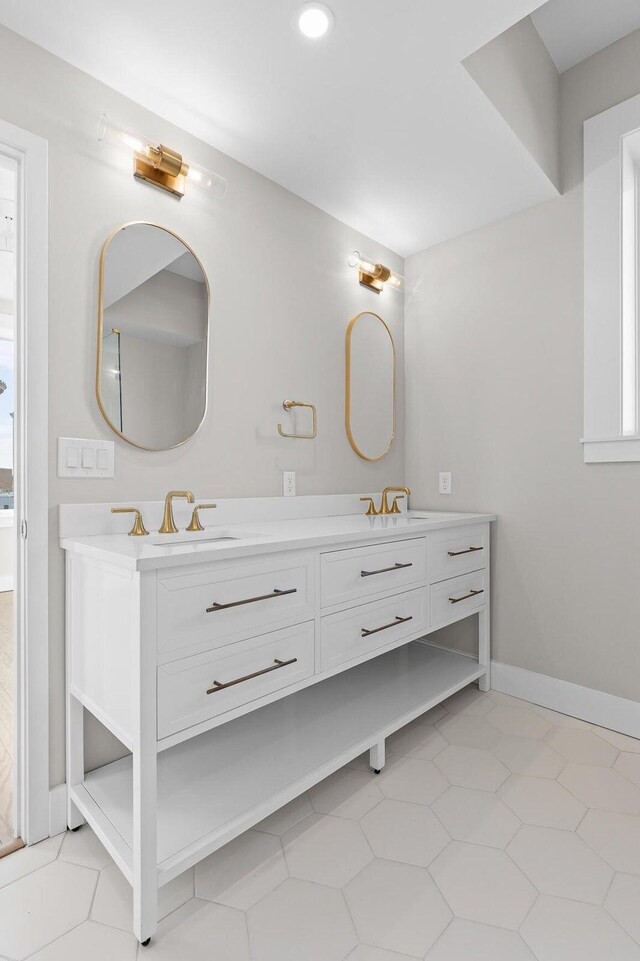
[97,114,227,200]
[348,251,403,293]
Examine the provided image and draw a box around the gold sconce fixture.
[97,114,227,200]
[348,251,403,294]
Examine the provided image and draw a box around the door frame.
[0,118,49,845]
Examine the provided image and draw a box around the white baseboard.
[0,575,13,592]
[491,660,640,739]
[49,784,67,837]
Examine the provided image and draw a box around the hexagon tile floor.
[2,687,640,960]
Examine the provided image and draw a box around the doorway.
[0,119,49,852]
[0,154,15,851]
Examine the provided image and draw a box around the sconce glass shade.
[97,114,227,200]
[348,251,403,292]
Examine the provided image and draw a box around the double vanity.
[61,493,494,943]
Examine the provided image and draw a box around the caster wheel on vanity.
[141,938,151,947]
[373,769,381,775]
[71,826,82,832]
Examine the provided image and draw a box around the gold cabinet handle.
[447,546,483,557]
[111,507,149,536]
[361,562,413,578]
[361,615,413,637]
[206,587,297,613]
[186,503,217,532]
[206,657,298,694]
[449,589,484,604]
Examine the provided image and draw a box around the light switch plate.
[58,437,114,478]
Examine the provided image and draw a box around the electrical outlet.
[439,471,452,495]
[283,471,296,497]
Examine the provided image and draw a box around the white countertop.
[60,510,495,571]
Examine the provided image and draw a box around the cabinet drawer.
[320,588,426,672]
[430,570,487,629]
[427,524,488,583]
[320,538,426,609]
[157,622,314,738]
[157,555,314,659]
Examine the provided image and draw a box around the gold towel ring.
[277,400,317,440]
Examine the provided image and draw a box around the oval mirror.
[97,222,209,450]
[345,311,396,461]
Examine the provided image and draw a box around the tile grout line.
[21,866,101,961]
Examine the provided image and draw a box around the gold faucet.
[111,507,149,536]
[380,486,411,515]
[186,504,217,532]
[159,490,195,534]
[360,487,411,516]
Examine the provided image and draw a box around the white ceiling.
[0,0,562,256]
[532,0,640,73]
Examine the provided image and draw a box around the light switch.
[58,437,115,478]
[82,447,95,469]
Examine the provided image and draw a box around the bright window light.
[297,4,334,39]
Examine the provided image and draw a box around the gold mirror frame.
[345,310,396,462]
[96,221,210,451]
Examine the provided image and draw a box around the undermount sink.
[406,511,468,522]
[145,530,256,549]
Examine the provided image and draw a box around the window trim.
[583,93,640,462]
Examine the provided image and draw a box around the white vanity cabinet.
[62,501,494,944]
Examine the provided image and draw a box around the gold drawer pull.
[447,546,483,557]
[361,562,413,578]
[361,615,413,638]
[206,587,297,613]
[449,588,484,604]
[206,657,298,694]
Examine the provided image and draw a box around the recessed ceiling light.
[297,3,334,40]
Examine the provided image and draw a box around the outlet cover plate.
[439,471,452,495]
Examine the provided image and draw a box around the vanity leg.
[66,553,85,830]
[66,693,85,830]
[370,739,386,774]
[133,575,158,946]
[132,740,157,945]
[133,749,158,944]
[478,607,491,692]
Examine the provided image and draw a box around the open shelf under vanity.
[71,641,483,887]
[63,504,493,941]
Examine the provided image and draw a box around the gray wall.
[406,29,640,703]
[0,25,405,786]
[464,15,560,191]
